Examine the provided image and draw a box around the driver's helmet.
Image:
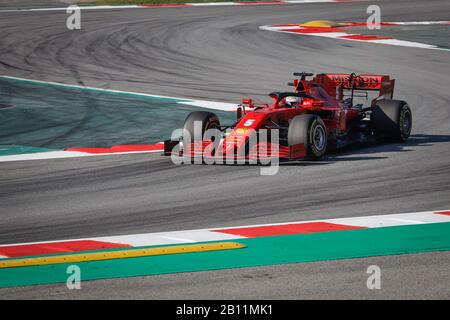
[285,96,301,107]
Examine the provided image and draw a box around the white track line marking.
[0,5,141,12]
[386,218,425,224]
[0,75,237,111]
[188,2,241,6]
[389,21,450,25]
[328,212,450,228]
[365,38,438,49]
[178,100,237,111]
[156,236,197,243]
[0,149,164,162]
[0,1,349,13]
[0,151,91,162]
[0,75,194,102]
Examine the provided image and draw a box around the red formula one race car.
[165,72,412,162]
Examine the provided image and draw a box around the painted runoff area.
[0,76,237,161]
[0,210,449,287]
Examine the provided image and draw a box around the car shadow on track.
[282,134,450,166]
[335,133,450,155]
[168,134,450,167]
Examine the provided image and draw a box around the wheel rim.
[313,125,326,151]
[208,122,219,142]
[403,110,411,135]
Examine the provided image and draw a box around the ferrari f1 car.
[165,72,412,162]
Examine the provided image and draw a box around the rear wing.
[313,73,395,102]
[321,74,392,90]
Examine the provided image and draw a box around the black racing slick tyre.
[288,114,327,160]
[183,111,220,143]
[371,100,412,142]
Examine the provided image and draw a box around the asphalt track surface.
[0,0,450,299]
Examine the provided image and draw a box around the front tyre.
[371,100,412,142]
[183,111,220,142]
[288,114,327,160]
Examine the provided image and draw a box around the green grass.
[83,0,264,5]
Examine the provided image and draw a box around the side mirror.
[242,98,254,108]
[236,106,243,120]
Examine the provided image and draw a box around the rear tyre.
[183,111,220,142]
[288,114,327,160]
[371,100,412,142]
